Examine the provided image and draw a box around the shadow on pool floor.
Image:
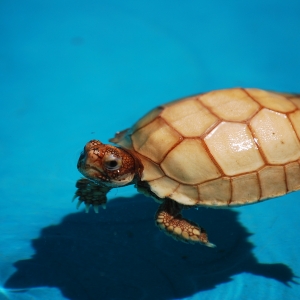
[5,194,297,300]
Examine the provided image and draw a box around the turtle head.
[77,140,137,188]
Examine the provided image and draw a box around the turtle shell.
[110,88,300,207]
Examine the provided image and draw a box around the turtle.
[74,88,300,247]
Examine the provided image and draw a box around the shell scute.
[132,117,182,163]
[231,173,260,205]
[290,97,300,109]
[131,106,164,133]
[288,110,300,140]
[161,97,218,137]
[171,184,199,205]
[160,139,221,185]
[258,166,286,199]
[199,88,260,121]
[138,156,164,181]
[285,162,300,192]
[250,108,300,164]
[204,122,265,176]
[110,129,132,149]
[198,177,231,206]
[148,176,179,199]
[246,88,296,113]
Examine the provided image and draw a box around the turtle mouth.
[77,159,108,183]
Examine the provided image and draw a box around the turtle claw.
[93,204,99,213]
[84,204,104,214]
[76,200,83,209]
[206,242,216,248]
[85,204,91,213]
[74,178,111,213]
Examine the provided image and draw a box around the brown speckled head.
[77,140,139,187]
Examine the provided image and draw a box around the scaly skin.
[73,178,111,213]
[155,199,216,247]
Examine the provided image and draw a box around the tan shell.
[111,88,300,207]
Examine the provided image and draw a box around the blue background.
[0,1,300,299]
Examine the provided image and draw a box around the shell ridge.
[287,110,300,143]
[196,94,220,119]
[247,121,269,165]
[201,139,226,176]
[131,107,165,135]
[159,116,184,140]
[256,171,262,200]
[242,88,264,109]
[282,164,289,196]
[245,88,296,113]
[227,177,233,205]
[157,139,183,164]
[168,182,181,198]
[199,119,222,139]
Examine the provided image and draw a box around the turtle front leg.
[155,199,216,247]
[73,178,111,213]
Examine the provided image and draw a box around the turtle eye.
[103,153,122,171]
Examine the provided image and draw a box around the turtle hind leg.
[155,199,216,247]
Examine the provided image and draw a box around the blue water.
[1,1,300,299]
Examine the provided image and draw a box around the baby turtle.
[74,88,300,247]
